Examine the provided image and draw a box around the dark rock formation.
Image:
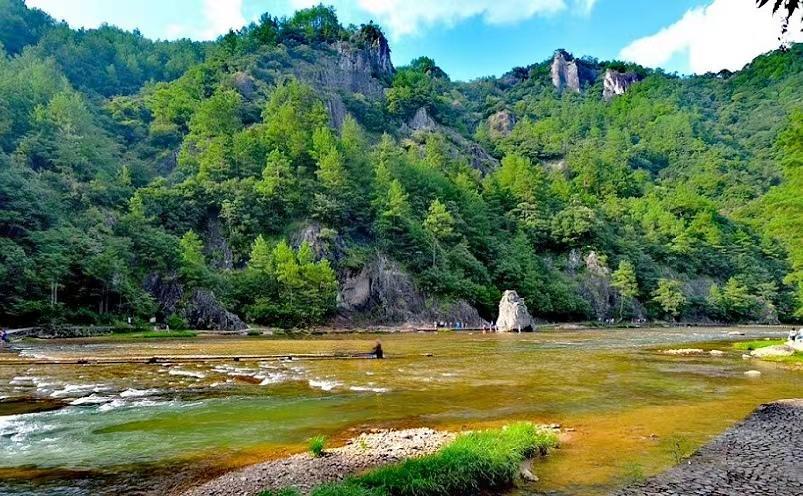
[487,110,516,137]
[291,222,345,262]
[550,49,598,92]
[143,274,246,331]
[409,106,436,131]
[336,255,484,326]
[182,289,247,331]
[203,213,233,270]
[602,69,641,100]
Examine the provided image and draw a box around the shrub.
[309,435,327,458]
[166,313,188,330]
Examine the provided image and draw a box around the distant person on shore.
[371,340,384,359]
[1,329,9,349]
[789,329,797,342]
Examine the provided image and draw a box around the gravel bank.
[181,428,455,496]
[616,399,803,496]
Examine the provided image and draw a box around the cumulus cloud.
[619,0,803,74]
[200,0,246,39]
[291,0,594,38]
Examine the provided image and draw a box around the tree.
[248,234,272,274]
[708,278,758,322]
[423,198,455,266]
[652,279,686,321]
[179,230,208,288]
[611,260,638,320]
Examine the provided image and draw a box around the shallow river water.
[0,326,800,495]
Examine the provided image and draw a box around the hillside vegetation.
[1,1,801,328]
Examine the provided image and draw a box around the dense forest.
[0,0,801,329]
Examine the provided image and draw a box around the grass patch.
[732,339,784,351]
[309,435,327,458]
[763,352,803,365]
[261,423,557,496]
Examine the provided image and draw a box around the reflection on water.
[0,327,799,495]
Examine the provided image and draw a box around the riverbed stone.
[751,344,795,358]
[496,290,533,332]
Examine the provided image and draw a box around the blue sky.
[25,0,803,81]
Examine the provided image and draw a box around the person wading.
[370,340,384,359]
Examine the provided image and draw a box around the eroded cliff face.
[603,69,641,100]
[336,255,484,327]
[487,110,516,138]
[551,49,598,92]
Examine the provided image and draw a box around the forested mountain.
[1,1,801,329]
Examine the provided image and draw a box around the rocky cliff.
[336,255,484,327]
[602,69,641,100]
[551,49,598,92]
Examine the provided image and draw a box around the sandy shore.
[616,399,803,496]
[180,428,455,496]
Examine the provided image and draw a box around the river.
[0,326,799,495]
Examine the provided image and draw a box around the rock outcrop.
[409,106,436,131]
[496,290,534,331]
[602,69,640,100]
[336,255,484,326]
[487,110,516,137]
[143,274,246,331]
[291,222,345,262]
[578,251,614,320]
[182,289,247,331]
[551,49,597,92]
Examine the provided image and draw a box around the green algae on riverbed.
[0,327,800,496]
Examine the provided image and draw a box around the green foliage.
[166,313,188,330]
[237,239,337,328]
[268,423,557,496]
[308,435,327,458]
[611,260,638,319]
[651,279,686,320]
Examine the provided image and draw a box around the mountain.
[1,1,801,329]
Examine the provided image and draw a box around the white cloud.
[291,0,583,39]
[619,0,803,74]
[200,0,246,39]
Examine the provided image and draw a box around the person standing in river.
[1,329,9,350]
[371,340,384,359]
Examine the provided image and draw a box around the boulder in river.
[496,290,533,332]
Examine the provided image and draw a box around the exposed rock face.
[578,251,613,320]
[182,289,247,331]
[602,69,640,100]
[232,71,257,99]
[487,110,516,137]
[292,222,344,262]
[496,290,534,331]
[143,274,246,331]
[338,255,424,323]
[337,255,484,326]
[409,106,436,131]
[551,49,598,92]
[204,213,233,270]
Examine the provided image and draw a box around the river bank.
[616,399,803,495]
[181,428,454,496]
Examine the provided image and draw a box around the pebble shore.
[616,399,803,496]
[181,428,455,496]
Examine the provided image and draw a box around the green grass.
[309,435,327,458]
[103,330,198,340]
[732,339,784,351]
[261,423,557,496]
[763,352,803,365]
